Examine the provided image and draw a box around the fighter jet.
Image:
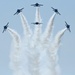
[51,7,61,15]
[14,8,24,15]
[31,3,43,7]
[2,22,9,33]
[31,22,42,25]
[65,21,71,32]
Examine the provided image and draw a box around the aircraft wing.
[39,23,42,24]
[51,7,55,10]
[7,22,9,25]
[65,21,67,25]
[14,12,17,15]
[39,4,43,6]
[68,28,71,32]
[31,4,35,6]
[31,22,36,24]
[40,4,43,6]
[21,8,24,10]
[57,12,61,15]
[2,29,5,33]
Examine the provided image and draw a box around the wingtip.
[31,23,34,24]
[22,8,24,9]
[2,30,4,33]
[31,4,34,6]
[51,7,54,9]
[59,13,61,15]
[51,7,52,8]
[14,13,16,15]
[8,22,9,24]
[65,21,67,24]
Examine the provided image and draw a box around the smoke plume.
[8,7,67,75]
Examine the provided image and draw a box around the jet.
[31,22,42,25]
[65,21,71,32]
[51,7,61,15]
[2,22,9,33]
[14,8,24,15]
[31,3,43,7]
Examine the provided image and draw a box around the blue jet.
[31,3,43,7]
[14,8,24,15]
[51,7,61,15]
[65,21,71,32]
[2,22,9,33]
[31,22,42,25]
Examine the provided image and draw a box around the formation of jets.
[2,3,71,33]
[31,3,43,25]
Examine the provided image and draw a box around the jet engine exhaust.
[8,28,23,75]
[43,13,56,42]
[47,28,67,75]
[20,13,32,37]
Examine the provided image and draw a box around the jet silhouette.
[51,7,61,15]
[31,3,43,7]
[31,22,42,25]
[14,8,24,15]
[65,21,71,32]
[2,22,9,33]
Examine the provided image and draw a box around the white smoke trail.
[33,7,42,44]
[52,28,67,49]
[28,7,42,75]
[35,7,42,22]
[8,28,21,47]
[7,28,23,75]
[40,13,56,55]
[39,13,56,75]
[8,6,67,75]
[27,48,40,75]
[20,12,32,37]
[47,28,67,75]
[43,13,56,42]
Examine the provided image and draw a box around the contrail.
[40,13,56,58]
[8,6,68,75]
[53,28,67,49]
[8,28,21,47]
[47,28,67,75]
[28,7,42,75]
[20,12,32,37]
[32,7,42,46]
[39,13,57,75]
[43,13,56,42]
[8,28,23,75]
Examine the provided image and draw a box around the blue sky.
[0,0,75,75]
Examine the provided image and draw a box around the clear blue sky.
[0,0,75,75]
